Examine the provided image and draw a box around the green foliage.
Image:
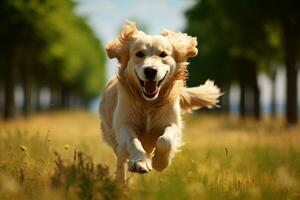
[185,0,300,123]
[184,0,291,86]
[42,1,106,98]
[185,0,237,86]
[0,0,105,101]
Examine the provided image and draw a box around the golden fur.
[99,22,221,182]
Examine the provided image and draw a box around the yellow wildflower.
[64,144,70,150]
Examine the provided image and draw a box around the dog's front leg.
[117,126,152,175]
[152,124,181,171]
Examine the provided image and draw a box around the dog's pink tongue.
[144,81,158,94]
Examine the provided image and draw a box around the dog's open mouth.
[137,73,167,99]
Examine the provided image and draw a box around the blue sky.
[76,0,194,78]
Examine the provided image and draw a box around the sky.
[76,0,195,79]
[75,0,300,114]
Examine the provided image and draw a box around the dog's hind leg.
[152,124,182,171]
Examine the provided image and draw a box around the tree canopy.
[0,0,105,119]
[185,0,300,124]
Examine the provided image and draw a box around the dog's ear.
[106,22,137,66]
[160,30,198,62]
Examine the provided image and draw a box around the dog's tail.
[180,80,221,112]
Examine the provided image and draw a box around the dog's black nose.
[144,67,157,80]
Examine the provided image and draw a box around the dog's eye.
[136,51,145,58]
[159,52,167,58]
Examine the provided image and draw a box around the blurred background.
[0,1,300,199]
[0,0,300,125]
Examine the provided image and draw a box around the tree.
[185,0,299,122]
[258,0,300,124]
[0,0,106,119]
[185,0,268,119]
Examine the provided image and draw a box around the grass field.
[0,111,300,199]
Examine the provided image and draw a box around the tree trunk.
[285,60,298,124]
[0,86,3,113]
[283,19,298,125]
[61,88,68,109]
[21,65,32,117]
[220,85,230,114]
[3,50,17,120]
[251,62,260,120]
[270,70,277,117]
[35,86,41,112]
[50,87,59,110]
[239,76,246,118]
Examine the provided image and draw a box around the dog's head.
[106,22,198,101]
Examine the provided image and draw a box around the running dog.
[99,22,221,182]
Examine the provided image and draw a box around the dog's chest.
[133,110,164,136]
[145,114,151,133]
[133,111,165,154]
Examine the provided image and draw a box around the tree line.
[185,0,300,125]
[0,0,105,120]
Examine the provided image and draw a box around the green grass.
[0,111,300,199]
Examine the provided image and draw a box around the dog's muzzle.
[137,72,167,99]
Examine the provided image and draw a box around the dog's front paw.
[128,159,152,174]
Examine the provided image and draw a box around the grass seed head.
[20,145,27,152]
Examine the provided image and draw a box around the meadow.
[0,111,300,199]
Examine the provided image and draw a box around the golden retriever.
[99,22,221,182]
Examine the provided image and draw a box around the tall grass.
[0,111,300,199]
